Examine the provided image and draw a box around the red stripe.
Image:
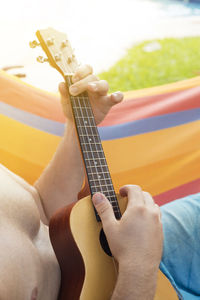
[100,86,200,127]
[154,178,200,207]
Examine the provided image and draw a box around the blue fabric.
[160,193,200,299]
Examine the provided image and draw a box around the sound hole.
[99,229,112,257]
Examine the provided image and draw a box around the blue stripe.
[98,108,200,140]
[1,101,200,140]
[0,101,65,136]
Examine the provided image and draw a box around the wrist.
[63,120,78,145]
[118,257,159,282]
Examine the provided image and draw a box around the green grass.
[99,37,200,92]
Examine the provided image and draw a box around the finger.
[119,185,144,207]
[143,191,155,208]
[87,80,109,96]
[155,204,162,221]
[59,82,69,98]
[92,193,116,228]
[72,64,93,83]
[110,92,124,104]
[69,74,98,96]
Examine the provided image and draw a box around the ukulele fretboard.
[66,76,121,221]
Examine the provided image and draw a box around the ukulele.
[31,28,179,300]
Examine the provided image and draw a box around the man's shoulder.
[0,163,37,196]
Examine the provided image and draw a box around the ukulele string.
[81,93,121,218]
[82,96,111,196]
[49,40,119,281]
[59,52,120,216]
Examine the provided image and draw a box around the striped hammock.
[1,70,200,206]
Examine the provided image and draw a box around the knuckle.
[96,201,110,215]
[151,209,160,221]
[88,74,98,82]
[101,80,109,89]
[143,191,151,197]
[131,185,142,193]
[136,205,146,214]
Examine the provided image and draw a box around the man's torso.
[0,164,60,300]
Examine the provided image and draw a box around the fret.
[87,164,108,168]
[81,142,102,146]
[83,152,105,159]
[34,30,122,222]
[71,96,90,101]
[69,88,121,221]
[87,165,109,172]
[102,193,117,197]
[81,145,103,153]
[74,116,94,119]
[77,125,98,129]
[91,191,117,199]
[88,171,110,176]
[84,158,107,163]
[90,184,114,189]
[73,108,93,116]
[77,127,99,137]
[79,134,99,138]
[83,150,104,154]
[79,137,101,146]
[88,178,113,184]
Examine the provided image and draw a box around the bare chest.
[0,166,60,299]
[0,168,41,236]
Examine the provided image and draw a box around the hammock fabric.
[0,70,200,208]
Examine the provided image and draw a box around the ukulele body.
[49,195,178,300]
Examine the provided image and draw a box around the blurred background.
[1,0,200,91]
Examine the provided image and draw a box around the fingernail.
[113,92,121,101]
[70,86,78,95]
[93,193,104,205]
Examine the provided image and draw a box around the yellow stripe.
[1,114,200,193]
[0,148,44,184]
[111,149,200,196]
[123,76,200,99]
[102,121,200,173]
[0,114,61,166]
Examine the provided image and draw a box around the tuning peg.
[29,40,40,48]
[47,37,55,46]
[67,57,72,64]
[36,56,49,63]
[61,39,68,48]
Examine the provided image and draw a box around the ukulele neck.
[65,76,121,221]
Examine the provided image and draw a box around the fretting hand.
[59,64,123,124]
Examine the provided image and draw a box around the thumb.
[92,193,116,228]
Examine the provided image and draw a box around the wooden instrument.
[31,28,178,300]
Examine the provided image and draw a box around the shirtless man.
[0,65,163,300]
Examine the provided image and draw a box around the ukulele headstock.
[30,27,78,77]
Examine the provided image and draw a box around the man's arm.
[34,64,123,222]
[92,185,163,300]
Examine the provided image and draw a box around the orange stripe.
[0,71,65,122]
[111,149,200,198]
[0,148,44,184]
